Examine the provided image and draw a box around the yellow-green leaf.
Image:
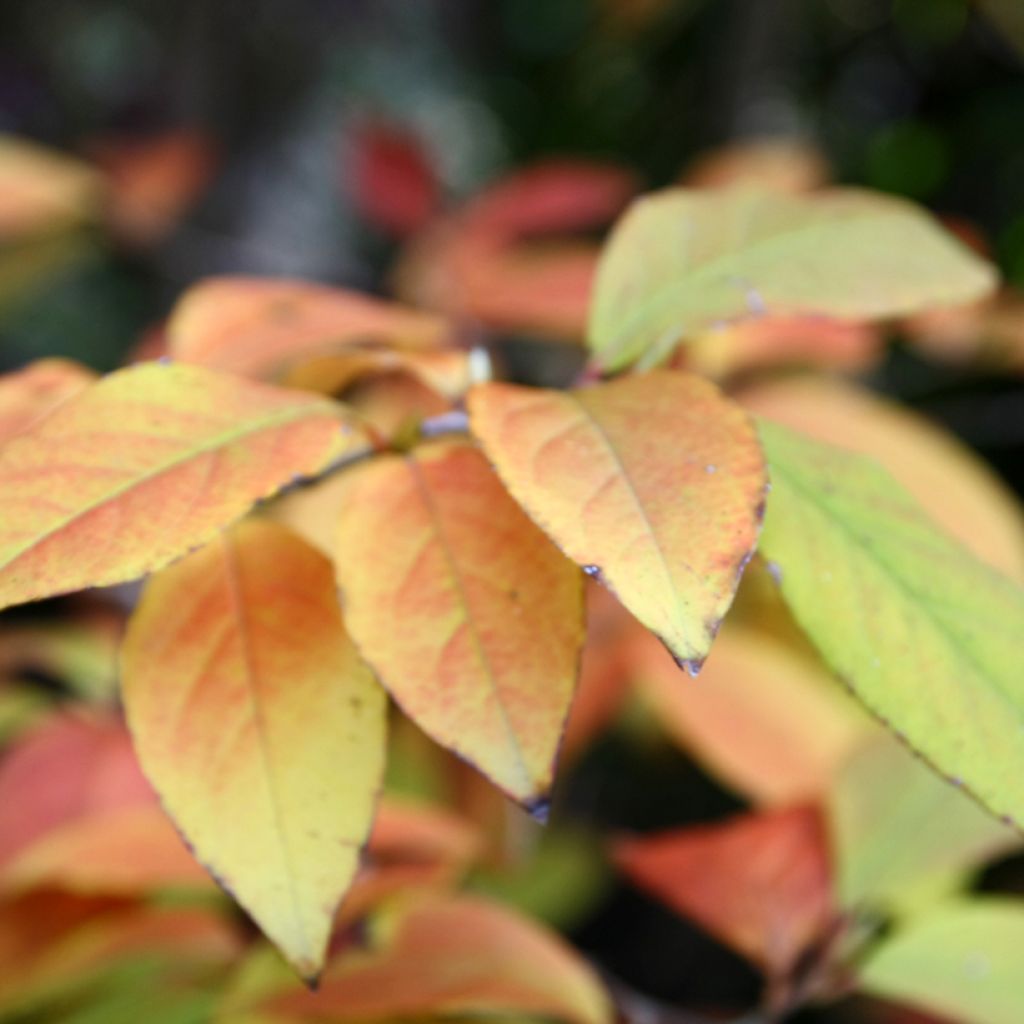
[740,375,1024,581]
[469,371,766,672]
[829,736,1019,914]
[758,421,1024,832]
[334,439,584,808]
[590,186,997,370]
[860,899,1024,1024]
[0,362,363,611]
[121,519,386,980]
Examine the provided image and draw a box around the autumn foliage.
[3,128,1024,1024]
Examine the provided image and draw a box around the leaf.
[0,134,102,240]
[336,797,482,925]
[334,439,584,807]
[684,315,881,379]
[589,186,998,371]
[0,893,239,1017]
[0,359,96,444]
[468,371,766,672]
[265,895,612,1024]
[741,375,1024,580]
[757,421,1024,832]
[0,362,362,612]
[121,519,387,979]
[91,130,218,246]
[613,806,835,976]
[634,622,869,805]
[280,347,473,400]
[168,276,449,379]
[860,899,1024,1024]
[3,803,211,895]
[0,713,155,871]
[829,736,1019,913]
[682,138,830,193]
[351,120,439,237]
[394,161,635,341]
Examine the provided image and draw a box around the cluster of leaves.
[3,133,1024,1023]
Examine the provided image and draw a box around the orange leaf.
[394,160,635,340]
[3,804,209,895]
[267,895,612,1024]
[0,713,152,868]
[0,362,362,611]
[469,371,767,672]
[0,892,239,1009]
[0,359,96,445]
[121,519,387,980]
[633,623,869,805]
[281,347,473,400]
[614,806,836,977]
[91,130,219,245]
[683,315,882,379]
[338,798,482,923]
[334,439,584,808]
[168,276,449,379]
[739,375,1024,580]
[0,712,206,895]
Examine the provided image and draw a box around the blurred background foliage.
[2,2,1024,1020]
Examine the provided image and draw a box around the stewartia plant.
[3,168,1024,1023]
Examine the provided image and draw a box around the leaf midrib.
[1,398,338,571]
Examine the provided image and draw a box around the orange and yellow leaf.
[469,371,766,672]
[334,439,584,808]
[0,362,362,611]
[121,519,387,979]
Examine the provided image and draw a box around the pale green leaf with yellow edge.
[860,899,1024,1024]
[829,736,1019,914]
[0,362,365,612]
[758,420,1024,833]
[469,371,766,673]
[589,186,997,370]
[122,519,386,981]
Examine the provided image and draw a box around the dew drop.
[705,464,717,474]
[582,565,602,579]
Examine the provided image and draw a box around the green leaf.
[829,736,1019,914]
[860,899,1024,1024]
[589,186,997,370]
[757,421,1024,832]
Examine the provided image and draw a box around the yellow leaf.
[0,362,363,611]
[334,439,584,808]
[121,519,387,979]
[469,371,766,672]
[0,135,102,240]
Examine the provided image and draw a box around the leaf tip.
[524,794,552,825]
